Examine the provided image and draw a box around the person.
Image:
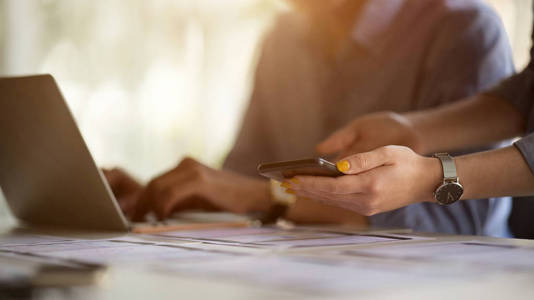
[105,0,514,235]
[284,3,534,221]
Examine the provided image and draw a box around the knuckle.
[112,167,126,174]
[366,178,379,193]
[189,167,206,182]
[147,179,163,192]
[178,157,196,168]
[350,155,368,170]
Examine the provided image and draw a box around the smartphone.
[257,158,342,182]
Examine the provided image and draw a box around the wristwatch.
[260,179,297,224]
[433,153,464,205]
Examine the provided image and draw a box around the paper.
[156,227,280,239]
[107,234,197,246]
[2,240,134,253]
[342,241,534,270]
[4,240,238,265]
[216,231,343,244]
[254,234,408,248]
[0,233,72,247]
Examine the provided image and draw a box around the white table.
[1,222,534,300]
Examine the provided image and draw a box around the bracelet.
[259,179,296,224]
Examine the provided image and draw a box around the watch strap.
[434,153,457,181]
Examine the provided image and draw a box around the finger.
[290,175,371,195]
[293,188,369,213]
[102,168,121,190]
[131,167,188,221]
[118,192,141,218]
[316,125,359,155]
[131,188,152,221]
[132,167,205,221]
[103,168,142,196]
[337,140,381,159]
[294,188,359,203]
[336,147,392,175]
[153,184,203,220]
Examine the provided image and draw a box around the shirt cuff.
[514,133,534,175]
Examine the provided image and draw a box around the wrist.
[244,180,272,213]
[420,156,443,203]
[405,111,433,155]
[213,170,272,214]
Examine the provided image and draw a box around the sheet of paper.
[342,241,534,270]
[2,240,134,253]
[107,235,198,246]
[217,232,344,244]
[0,233,72,247]
[254,234,408,248]
[4,240,239,265]
[155,227,280,239]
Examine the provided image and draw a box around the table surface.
[1,219,534,300]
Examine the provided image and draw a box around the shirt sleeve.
[370,4,515,235]
[484,5,534,175]
[484,0,534,132]
[485,62,534,129]
[414,4,515,109]
[514,133,534,173]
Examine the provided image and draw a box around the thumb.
[316,126,358,155]
[335,147,391,175]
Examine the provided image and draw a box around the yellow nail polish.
[336,160,351,172]
[281,182,291,189]
[285,189,296,195]
[290,178,300,184]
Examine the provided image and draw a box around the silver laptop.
[0,75,129,232]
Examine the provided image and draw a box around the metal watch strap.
[433,153,457,182]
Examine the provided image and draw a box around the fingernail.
[336,160,350,172]
[290,178,300,184]
[285,189,296,195]
[281,182,291,189]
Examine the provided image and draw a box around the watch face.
[435,182,464,205]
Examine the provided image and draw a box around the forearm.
[429,146,534,200]
[213,170,273,213]
[407,94,524,154]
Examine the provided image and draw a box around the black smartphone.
[257,158,342,181]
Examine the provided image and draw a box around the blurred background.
[0,0,532,221]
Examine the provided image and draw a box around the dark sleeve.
[485,5,534,173]
[514,133,534,174]
[486,62,534,128]
[485,0,534,130]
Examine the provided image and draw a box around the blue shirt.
[224,0,515,235]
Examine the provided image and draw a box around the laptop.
[0,75,130,232]
[0,74,252,233]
